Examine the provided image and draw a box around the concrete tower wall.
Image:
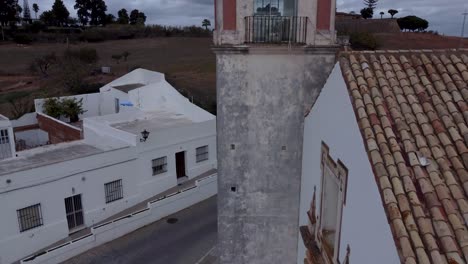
[215,46,337,263]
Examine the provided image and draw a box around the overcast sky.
[37,0,468,36]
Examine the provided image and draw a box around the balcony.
[244,16,308,44]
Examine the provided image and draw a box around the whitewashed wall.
[136,120,217,201]
[0,146,137,264]
[10,113,37,128]
[19,174,217,264]
[298,64,399,264]
[0,120,217,264]
[0,116,16,160]
[15,129,49,148]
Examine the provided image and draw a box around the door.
[175,151,186,178]
[64,194,84,231]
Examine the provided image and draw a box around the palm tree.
[202,19,211,30]
[380,11,384,19]
[32,3,39,19]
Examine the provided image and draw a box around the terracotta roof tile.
[341,50,468,264]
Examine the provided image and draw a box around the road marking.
[195,246,215,264]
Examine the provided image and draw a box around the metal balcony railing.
[244,16,308,44]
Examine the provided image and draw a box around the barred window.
[152,157,167,175]
[196,146,209,163]
[105,180,123,203]
[17,204,43,232]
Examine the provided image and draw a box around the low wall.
[20,174,217,264]
[37,113,82,144]
[336,18,400,34]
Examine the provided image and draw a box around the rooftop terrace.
[0,142,104,176]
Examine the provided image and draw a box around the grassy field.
[0,37,216,117]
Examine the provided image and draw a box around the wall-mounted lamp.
[140,129,150,142]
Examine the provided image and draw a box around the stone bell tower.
[213,0,338,263]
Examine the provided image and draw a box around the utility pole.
[462,11,468,38]
[461,11,467,49]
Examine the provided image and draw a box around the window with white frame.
[17,204,43,232]
[104,179,123,203]
[152,156,168,175]
[196,145,209,163]
[317,142,348,263]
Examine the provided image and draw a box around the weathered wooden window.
[17,204,43,232]
[152,156,168,175]
[318,142,348,263]
[196,146,209,163]
[104,179,123,203]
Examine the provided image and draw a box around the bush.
[349,32,379,50]
[13,34,33,44]
[42,97,86,122]
[61,98,85,122]
[27,21,47,33]
[64,47,99,64]
[80,29,105,42]
[43,98,62,118]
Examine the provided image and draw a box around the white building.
[299,50,468,264]
[0,69,217,264]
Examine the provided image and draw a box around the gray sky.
[37,0,468,36]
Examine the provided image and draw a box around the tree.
[388,9,398,18]
[380,11,384,19]
[74,0,107,26]
[51,0,70,26]
[117,8,129,24]
[129,9,146,25]
[0,0,22,26]
[360,8,373,19]
[7,94,33,119]
[202,19,211,30]
[32,3,39,19]
[105,13,115,24]
[397,16,429,32]
[363,0,378,10]
[74,0,90,25]
[32,52,57,77]
[89,0,107,25]
[39,10,55,26]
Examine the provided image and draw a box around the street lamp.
[140,130,150,142]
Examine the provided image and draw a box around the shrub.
[43,98,62,118]
[61,98,85,122]
[349,32,379,50]
[80,29,105,42]
[42,97,86,122]
[27,21,48,33]
[13,34,33,44]
[64,47,99,64]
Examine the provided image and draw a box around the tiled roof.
[340,50,468,264]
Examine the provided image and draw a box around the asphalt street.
[64,196,217,264]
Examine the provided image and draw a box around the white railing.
[20,173,217,264]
